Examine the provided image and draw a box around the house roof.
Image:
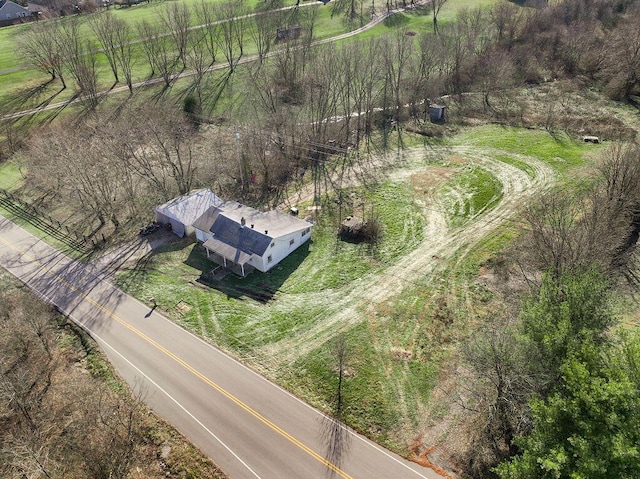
[0,0,31,16]
[216,201,310,237]
[156,188,223,227]
[193,201,312,257]
[210,214,273,256]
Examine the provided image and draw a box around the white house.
[193,201,312,276]
[155,188,223,238]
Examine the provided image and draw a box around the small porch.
[202,237,254,277]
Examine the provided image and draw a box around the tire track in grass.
[259,146,556,367]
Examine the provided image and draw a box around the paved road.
[0,216,441,479]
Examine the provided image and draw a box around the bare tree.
[137,19,178,88]
[517,183,629,282]
[26,123,130,231]
[407,31,442,120]
[63,381,144,479]
[305,44,341,145]
[300,2,320,45]
[460,317,536,476]
[194,0,221,67]
[382,32,414,127]
[58,18,100,107]
[490,1,524,47]
[430,0,448,34]
[321,335,352,471]
[17,22,66,89]
[187,28,211,104]
[116,104,200,197]
[604,15,640,101]
[91,12,121,85]
[216,0,249,71]
[250,8,282,62]
[474,47,516,110]
[159,2,192,71]
[0,292,59,479]
[112,17,136,94]
[438,20,472,94]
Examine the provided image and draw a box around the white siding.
[257,228,311,272]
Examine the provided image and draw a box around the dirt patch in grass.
[175,300,192,314]
[410,166,456,199]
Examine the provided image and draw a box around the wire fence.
[0,188,95,253]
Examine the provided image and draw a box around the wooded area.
[0,274,226,479]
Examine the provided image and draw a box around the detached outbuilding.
[428,104,446,123]
[155,189,223,238]
[193,201,313,276]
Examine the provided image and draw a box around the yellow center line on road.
[0,235,354,479]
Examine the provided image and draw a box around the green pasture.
[440,166,503,227]
[448,125,595,172]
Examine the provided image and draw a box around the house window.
[270,242,275,248]
[289,238,295,246]
[267,255,272,263]
[301,227,310,237]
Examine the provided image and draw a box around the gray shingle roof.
[210,215,272,256]
[0,0,31,18]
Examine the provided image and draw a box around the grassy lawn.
[440,166,503,227]
[448,125,594,173]
[110,122,596,450]
[495,153,536,178]
[115,179,425,352]
[0,160,24,190]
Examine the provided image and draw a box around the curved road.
[0,215,439,479]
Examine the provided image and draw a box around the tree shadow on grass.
[408,4,430,17]
[0,82,70,148]
[183,242,216,272]
[0,79,61,114]
[383,12,409,28]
